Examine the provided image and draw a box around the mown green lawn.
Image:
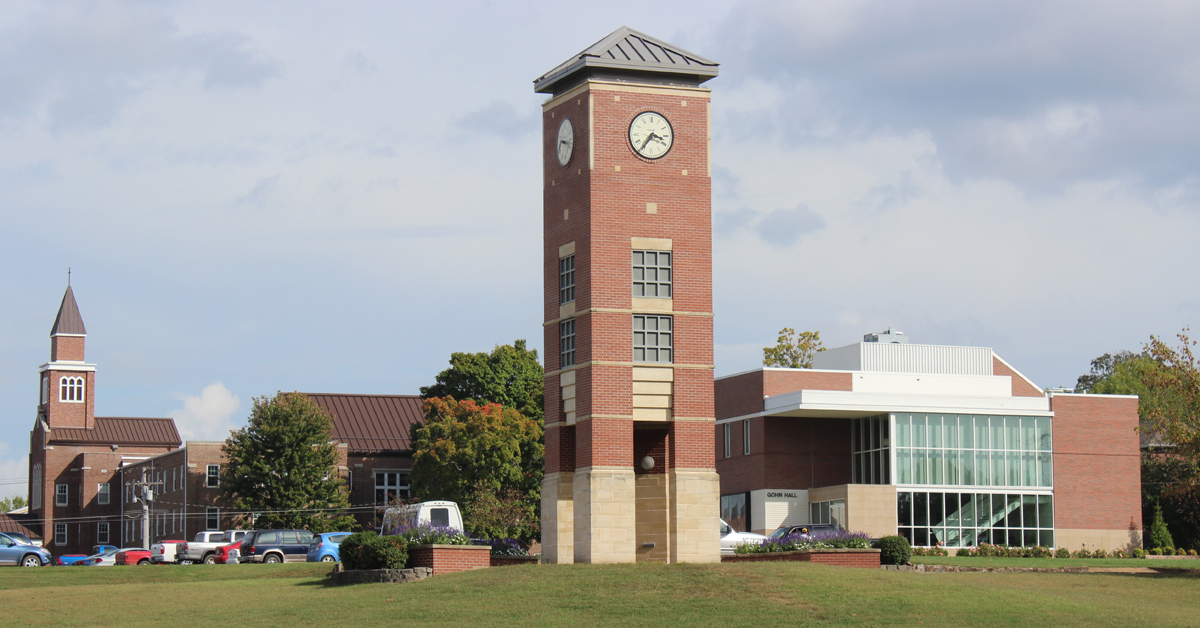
[0,561,1197,627]
[912,555,1200,569]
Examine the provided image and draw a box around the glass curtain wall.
[851,415,889,484]
[894,413,1052,488]
[898,491,1054,548]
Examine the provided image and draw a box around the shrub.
[1092,549,1108,559]
[1148,504,1175,550]
[1189,549,1197,556]
[1133,548,1146,558]
[957,547,975,557]
[477,538,527,556]
[1150,548,1162,555]
[1071,548,1091,558]
[873,535,911,566]
[1028,546,1051,558]
[1111,549,1127,559]
[1177,547,1188,556]
[339,532,409,570]
[1055,547,1071,559]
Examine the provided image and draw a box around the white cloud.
[0,442,28,501]
[167,382,242,442]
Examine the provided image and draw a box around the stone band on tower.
[535,27,720,564]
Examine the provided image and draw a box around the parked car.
[239,530,315,564]
[766,524,836,541]
[55,545,117,566]
[0,532,36,547]
[178,530,250,564]
[151,540,187,564]
[213,540,244,564]
[306,532,351,563]
[115,548,152,565]
[81,547,147,567]
[720,519,767,554]
[0,532,51,567]
[380,501,464,534]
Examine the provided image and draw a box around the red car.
[115,548,152,565]
[213,541,243,564]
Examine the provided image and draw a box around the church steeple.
[41,283,96,429]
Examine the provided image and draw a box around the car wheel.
[203,555,216,565]
[320,555,335,562]
[21,555,43,567]
[264,554,282,564]
[138,559,150,565]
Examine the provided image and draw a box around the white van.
[380,501,464,535]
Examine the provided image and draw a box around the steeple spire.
[51,285,87,336]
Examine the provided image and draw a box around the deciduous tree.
[222,392,356,532]
[420,340,544,423]
[763,328,824,368]
[410,397,543,529]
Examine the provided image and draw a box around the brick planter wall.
[408,544,491,575]
[721,548,880,569]
[490,555,540,567]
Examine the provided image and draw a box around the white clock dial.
[628,111,673,159]
[557,118,574,166]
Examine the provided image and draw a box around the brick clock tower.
[535,27,720,564]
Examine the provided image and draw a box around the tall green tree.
[0,495,27,513]
[763,328,824,368]
[222,392,356,532]
[1142,330,1200,466]
[410,397,543,534]
[420,340,544,423]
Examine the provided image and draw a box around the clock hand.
[641,133,660,150]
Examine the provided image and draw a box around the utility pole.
[130,468,162,548]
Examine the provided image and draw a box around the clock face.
[557,118,574,166]
[628,111,673,159]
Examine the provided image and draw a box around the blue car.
[306,532,351,563]
[0,533,51,567]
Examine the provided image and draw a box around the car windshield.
[767,528,793,540]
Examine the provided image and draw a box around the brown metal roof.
[51,285,87,336]
[304,393,423,454]
[0,513,41,541]
[48,417,181,446]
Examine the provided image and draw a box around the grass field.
[912,555,1200,569]
[1,561,1197,627]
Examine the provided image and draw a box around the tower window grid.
[560,319,576,367]
[633,315,672,363]
[632,250,671,298]
[559,255,575,304]
[59,376,84,402]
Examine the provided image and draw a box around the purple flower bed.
[387,522,473,546]
[737,529,872,554]
[473,537,528,556]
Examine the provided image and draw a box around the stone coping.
[410,544,492,550]
[327,566,432,585]
[1143,554,1199,560]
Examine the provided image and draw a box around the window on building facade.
[374,471,410,510]
[59,376,84,402]
[96,522,109,544]
[560,319,576,367]
[55,483,68,507]
[559,255,575,304]
[894,413,1052,489]
[632,250,671,298]
[41,375,49,404]
[633,315,672,363]
[206,507,219,530]
[743,420,750,455]
[810,499,846,529]
[30,464,41,510]
[721,493,749,532]
[54,524,67,546]
[898,491,1054,548]
[723,423,731,458]
[851,415,891,485]
[97,483,110,505]
[207,465,220,488]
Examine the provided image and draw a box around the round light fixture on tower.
[640,456,655,471]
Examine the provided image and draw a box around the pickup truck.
[150,540,186,564]
[116,548,151,565]
[178,530,250,564]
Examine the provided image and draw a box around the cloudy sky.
[3,0,1199,497]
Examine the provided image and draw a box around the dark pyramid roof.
[50,286,86,336]
[534,26,719,95]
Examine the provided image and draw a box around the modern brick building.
[715,331,1143,553]
[27,286,182,555]
[536,27,721,564]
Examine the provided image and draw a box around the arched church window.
[59,376,85,402]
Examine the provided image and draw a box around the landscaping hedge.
[339,531,409,570]
[873,536,911,565]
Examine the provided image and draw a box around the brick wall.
[408,544,491,575]
[1050,394,1141,531]
[993,357,1043,398]
[717,417,851,494]
[764,370,853,397]
[721,549,880,568]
